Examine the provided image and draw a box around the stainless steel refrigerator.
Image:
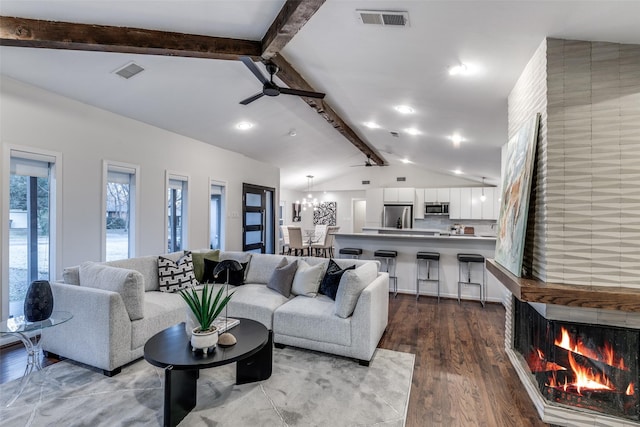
[383,204,413,229]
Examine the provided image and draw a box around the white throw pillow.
[79,262,145,321]
[334,262,378,318]
[291,260,324,297]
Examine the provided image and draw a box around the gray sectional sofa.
[41,251,389,375]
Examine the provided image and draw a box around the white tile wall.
[508,38,640,289]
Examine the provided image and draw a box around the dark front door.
[242,183,275,253]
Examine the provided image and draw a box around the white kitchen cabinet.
[437,188,450,203]
[398,187,414,203]
[450,187,498,220]
[481,187,495,220]
[424,188,450,203]
[449,187,461,219]
[459,187,472,219]
[414,188,425,219]
[383,188,398,202]
[471,188,483,219]
[365,188,384,227]
[424,188,437,203]
[383,187,414,203]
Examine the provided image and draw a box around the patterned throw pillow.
[319,259,355,300]
[158,251,197,292]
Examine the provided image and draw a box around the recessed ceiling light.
[404,128,421,135]
[235,121,254,130]
[453,169,463,175]
[363,121,381,129]
[394,105,414,114]
[449,63,476,76]
[451,133,463,147]
[401,158,411,164]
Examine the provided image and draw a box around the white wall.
[1,76,279,281]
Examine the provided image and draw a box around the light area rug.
[1,346,414,427]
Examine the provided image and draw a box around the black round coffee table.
[144,318,272,427]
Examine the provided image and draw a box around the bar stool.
[457,253,486,307]
[374,250,398,297]
[416,251,440,302]
[339,248,363,259]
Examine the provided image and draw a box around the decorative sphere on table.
[24,280,54,322]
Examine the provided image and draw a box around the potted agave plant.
[179,283,234,354]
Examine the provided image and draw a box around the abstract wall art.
[313,202,337,226]
[495,113,540,277]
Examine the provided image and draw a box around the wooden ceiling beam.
[0,16,262,60]
[261,1,385,165]
[0,12,385,165]
[270,55,386,166]
[261,0,325,60]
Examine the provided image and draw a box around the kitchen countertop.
[362,227,446,234]
[337,232,496,241]
[360,227,496,239]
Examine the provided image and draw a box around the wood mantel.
[486,259,640,313]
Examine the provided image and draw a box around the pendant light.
[480,177,487,202]
[302,175,319,211]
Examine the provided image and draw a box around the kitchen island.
[335,232,506,303]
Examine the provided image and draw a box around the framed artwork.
[495,113,540,277]
[313,202,337,225]
[292,202,301,222]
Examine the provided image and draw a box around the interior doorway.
[242,183,275,254]
[352,199,366,233]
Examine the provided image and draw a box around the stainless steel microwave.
[425,202,449,216]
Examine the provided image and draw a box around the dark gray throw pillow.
[267,259,298,298]
[319,258,355,300]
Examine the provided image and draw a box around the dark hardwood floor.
[379,295,547,427]
[1,295,546,426]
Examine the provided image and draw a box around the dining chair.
[311,225,340,257]
[287,226,307,256]
[314,224,328,243]
[280,225,291,255]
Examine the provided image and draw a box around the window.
[103,161,138,261]
[167,173,189,252]
[209,181,225,250]
[6,149,58,318]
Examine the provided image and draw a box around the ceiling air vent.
[356,10,409,27]
[390,131,400,138]
[397,177,406,182]
[113,62,145,79]
[362,180,371,185]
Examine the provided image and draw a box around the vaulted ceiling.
[2,1,639,191]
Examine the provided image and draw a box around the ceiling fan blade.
[239,56,269,85]
[239,92,265,105]
[279,87,326,99]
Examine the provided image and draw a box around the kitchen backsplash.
[414,217,497,236]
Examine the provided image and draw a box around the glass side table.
[0,311,72,406]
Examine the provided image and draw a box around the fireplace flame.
[568,352,614,394]
[627,382,635,396]
[527,348,566,372]
[555,327,628,371]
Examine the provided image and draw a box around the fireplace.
[513,299,640,421]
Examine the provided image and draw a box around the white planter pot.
[190,327,218,354]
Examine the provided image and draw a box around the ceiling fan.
[238,57,326,105]
[351,155,375,167]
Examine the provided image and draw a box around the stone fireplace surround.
[488,259,640,427]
